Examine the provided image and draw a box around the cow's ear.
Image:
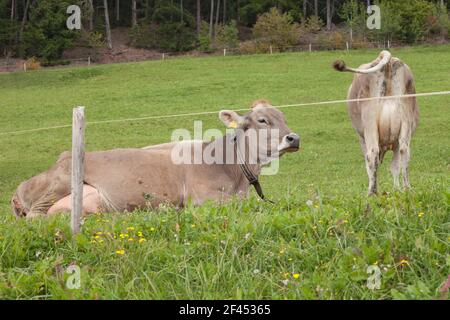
[219,110,243,129]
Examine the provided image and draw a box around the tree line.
[0,0,449,62]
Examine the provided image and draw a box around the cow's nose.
[286,133,300,149]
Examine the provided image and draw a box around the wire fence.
[1,90,449,137]
[0,39,422,73]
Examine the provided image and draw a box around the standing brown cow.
[333,50,419,195]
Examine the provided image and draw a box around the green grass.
[0,46,449,299]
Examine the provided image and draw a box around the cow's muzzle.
[279,133,300,153]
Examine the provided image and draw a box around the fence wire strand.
[0,90,449,137]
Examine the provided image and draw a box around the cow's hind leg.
[47,185,101,216]
[390,144,401,189]
[363,130,380,196]
[399,126,412,189]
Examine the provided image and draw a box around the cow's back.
[347,58,419,146]
[83,148,184,211]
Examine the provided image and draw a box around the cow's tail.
[333,50,392,74]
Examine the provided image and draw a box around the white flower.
[306,200,313,206]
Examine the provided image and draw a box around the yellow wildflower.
[418,212,425,218]
[399,259,409,266]
[128,238,134,242]
[127,227,135,231]
[137,231,143,237]
[293,274,300,279]
[150,227,155,232]
[139,238,147,243]
[115,249,125,255]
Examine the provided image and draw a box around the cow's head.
[219,100,300,165]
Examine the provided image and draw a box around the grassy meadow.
[0,46,449,299]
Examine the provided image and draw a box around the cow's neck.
[207,133,262,192]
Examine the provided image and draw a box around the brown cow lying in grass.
[12,100,300,218]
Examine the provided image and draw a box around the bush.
[87,31,106,48]
[238,40,270,55]
[141,4,197,52]
[303,15,324,34]
[252,7,300,50]
[351,35,370,49]
[314,31,346,50]
[369,0,433,43]
[129,24,156,49]
[198,21,214,53]
[214,20,239,49]
[40,59,70,67]
[154,22,197,52]
[0,19,18,56]
[21,0,80,61]
[427,4,450,39]
[24,57,41,70]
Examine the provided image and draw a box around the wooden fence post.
[223,48,226,56]
[87,56,91,66]
[71,107,85,235]
[269,45,273,54]
[346,41,349,52]
[309,43,312,52]
[162,53,165,60]
[23,62,27,72]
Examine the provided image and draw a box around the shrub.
[154,22,197,52]
[24,57,41,70]
[238,40,270,55]
[87,31,106,48]
[303,15,324,34]
[214,20,239,49]
[369,0,433,43]
[351,35,370,49]
[198,21,214,53]
[21,0,80,61]
[149,4,197,52]
[314,31,346,50]
[427,3,450,38]
[129,24,156,49]
[329,31,346,50]
[0,19,18,56]
[252,7,300,50]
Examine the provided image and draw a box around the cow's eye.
[258,118,268,124]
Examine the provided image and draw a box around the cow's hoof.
[11,193,28,218]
